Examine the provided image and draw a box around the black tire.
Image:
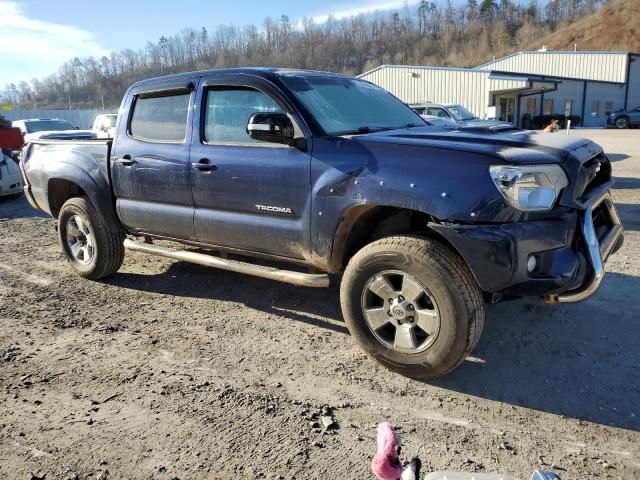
[615,117,629,129]
[58,196,125,280]
[340,236,485,380]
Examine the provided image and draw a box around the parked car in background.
[409,106,457,127]
[92,114,118,138]
[606,105,640,129]
[410,102,512,127]
[421,114,457,127]
[12,119,96,143]
[0,152,22,197]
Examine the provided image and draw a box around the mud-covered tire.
[58,196,124,280]
[340,236,485,380]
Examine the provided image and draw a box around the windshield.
[446,104,477,121]
[280,75,424,135]
[25,120,77,133]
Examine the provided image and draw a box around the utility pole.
[101,95,105,111]
[68,95,72,110]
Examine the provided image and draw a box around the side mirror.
[246,112,294,145]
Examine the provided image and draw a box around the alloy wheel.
[361,270,440,353]
[66,215,95,264]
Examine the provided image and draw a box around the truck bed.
[21,139,113,219]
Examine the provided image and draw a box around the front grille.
[575,153,611,201]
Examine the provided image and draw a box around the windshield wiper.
[331,124,422,136]
[331,126,393,135]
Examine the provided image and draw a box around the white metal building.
[358,51,640,128]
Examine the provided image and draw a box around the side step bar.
[123,239,330,288]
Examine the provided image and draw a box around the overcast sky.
[0,0,421,87]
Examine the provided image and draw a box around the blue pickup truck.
[20,68,624,379]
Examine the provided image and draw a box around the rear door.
[111,80,196,239]
[189,74,312,259]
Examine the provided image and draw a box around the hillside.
[533,0,640,52]
[1,0,634,110]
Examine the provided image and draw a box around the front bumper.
[431,186,624,302]
[546,188,623,303]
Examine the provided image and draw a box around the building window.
[526,98,536,116]
[564,100,573,116]
[605,101,613,115]
[543,99,553,115]
[591,101,600,117]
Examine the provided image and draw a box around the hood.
[456,119,514,128]
[24,130,97,142]
[346,125,596,165]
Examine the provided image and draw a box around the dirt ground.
[1,129,639,480]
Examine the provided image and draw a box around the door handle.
[114,155,135,166]
[192,158,216,172]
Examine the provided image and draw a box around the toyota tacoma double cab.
[20,68,624,379]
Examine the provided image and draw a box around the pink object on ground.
[371,422,403,480]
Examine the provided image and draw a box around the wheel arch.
[46,173,121,233]
[47,178,87,218]
[328,205,475,278]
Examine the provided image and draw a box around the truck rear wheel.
[58,196,124,280]
[340,236,484,380]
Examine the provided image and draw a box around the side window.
[204,87,284,144]
[130,93,190,142]
[543,99,553,115]
[427,107,447,118]
[591,100,600,118]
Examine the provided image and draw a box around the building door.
[498,96,516,123]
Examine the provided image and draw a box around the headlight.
[489,164,569,211]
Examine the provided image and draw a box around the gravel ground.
[1,129,639,480]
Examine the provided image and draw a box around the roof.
[130,67,353,90]
[359,50,634,84]
[358,64,493,78]
[475,50,631,83]
[475,50,630,69]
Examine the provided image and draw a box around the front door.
[189,76,311,259]
[111,83,196,239]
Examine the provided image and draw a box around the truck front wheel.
[58,196,125,280]
[340,236,484,380]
